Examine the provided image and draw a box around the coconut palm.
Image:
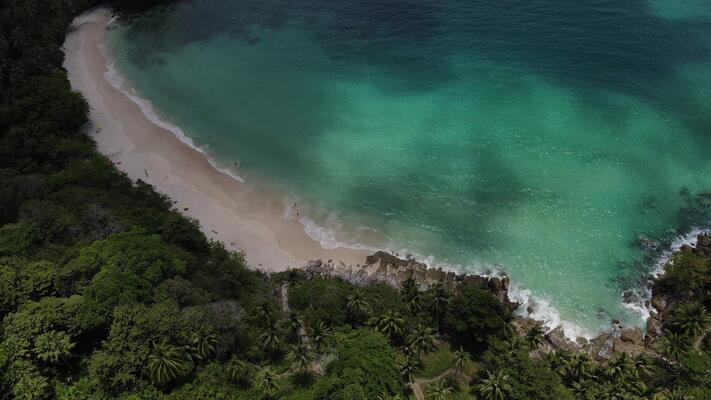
[347,290,371,318]
[631,353,655,379]
[501,336,527,357]
[259,323,283,354]
[147,341,190,385]
[225,355,251,384]
[425,379,452,400]
[400,277,421,314]
[308,321,332,354]
[374,310,405,342]
[34,331,74,364]
[286,342,313,375]
[428,282,450,330]
[256,302,276,325]
[190,332,218,361]
[256,367,280,399]
[408,323,436,355]
[669,303,711,337]
[604,352,635,383]
[284,312,304,341]
[474,370,513,400]
[525,325,545,350]
[657,331,691,362]
[454,346,469,376]
[400,356,420,383]
[564,353,594,382]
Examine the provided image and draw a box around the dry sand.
[63,7,371,272]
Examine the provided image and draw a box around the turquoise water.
[108,0,711,337]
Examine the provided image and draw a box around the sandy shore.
[63,7,371,272]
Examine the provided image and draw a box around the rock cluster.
[303,250,518,311]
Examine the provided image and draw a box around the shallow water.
[108,0,711,337]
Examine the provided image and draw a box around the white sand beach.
[63,7,371,272]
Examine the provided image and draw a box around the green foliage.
[313,329,404,400]
[443,285,512,353]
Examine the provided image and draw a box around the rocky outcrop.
[304,250,518,310]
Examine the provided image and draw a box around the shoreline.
[62,7,706,345]
[63,7,371,272]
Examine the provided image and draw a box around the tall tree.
[287,342,313,375]
[425,379,452,400]
[408,323,436,356]
[146,341,190,385]
[308,320,332,354]
[33,330,74,364]
[346,290,371,322]
[474,370,513,400]
[225,355,251,384]
[189,331,218,361]
[373,310,405,342]
[657,331,692,363]
[454,346,469,376]
[524,325,545,350]
[669,303,711,337]
[256,367,280,399]
[428,282,449,330]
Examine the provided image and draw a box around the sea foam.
[103,61,245,184]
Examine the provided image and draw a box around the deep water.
[108,0,711,337]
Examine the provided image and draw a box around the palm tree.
[524,325,545,350]
[147,341,190,385]
[190,332,218,361]
[260,323,283,354]
[425,379,452,400]
[501,336,527,357]
[604,352,635,383]
[34,331,74,364]
[308,321,332,354]
[286,342,313,375]
[474,370,513,400]
[400,356,420,383]
[225,355,251,384]
[453,346,469,376]
[284,312,304,341]
[401,277,422,314]
[631,353,655,379]
[256,367,280,399]
[657,331,692,362]
[563,353,594,382]
[347,290,371,320]
[374,310,405,342]
[408,323,436,355]
[428,282,450,330]
[669,303,711,337]
[256,302,275,325]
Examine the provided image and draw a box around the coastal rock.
[306,250,516,310]
[694,234,711,258]
[619,327,644,345]
[651,295,667,313]
[646,315,663,337]
[545,327,579,352]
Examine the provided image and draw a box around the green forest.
[1,0,711,399]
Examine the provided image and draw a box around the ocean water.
[107,0,711,337]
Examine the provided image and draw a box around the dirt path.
[409,368,455,400]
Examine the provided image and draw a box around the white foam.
[103,62,245,183]
[623,227,711,322]
[509,284,596,340]
[296,214,591,339]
